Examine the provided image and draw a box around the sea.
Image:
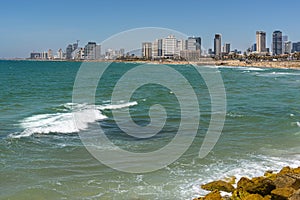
[1,60,300,199]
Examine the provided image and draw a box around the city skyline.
[28,29,300,62]
[1,0,300,58]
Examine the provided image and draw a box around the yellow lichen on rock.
[201,180,235,193]
[197,167,300,200]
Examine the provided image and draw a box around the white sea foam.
[97,101,138,110]
[219,66,266,71]
[9,101,138,138]
[189,153,300,198]
[256,71,300,77]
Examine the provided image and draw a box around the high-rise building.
[41,51,48,59]
[180,36,201,61]
[152,39,163,58]
[48,49,53,59]
[119,48,125,57]
[282,35,288,51]
[163,35,177,57]
[30,52,41,59]
[256,31,266,53]
[84,42,101,60]
[251,43,257,52]
[176,39,186,56]
[292,42,300,53]
[142,42,152,59]
[224,43,230,54]
[214,34,222,58]
[187,37,201,51]
[58,49,64,59]
[284,41,292,54]
[66,44,73,59]
[84,42,96,60]
[272,30,283,55]
[95,45,101,60]
[74,48,85,60]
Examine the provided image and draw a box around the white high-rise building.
[176,39,185,56]
[284,41,292,54]
[152,39,163,58]
[95,45,101,59]
[187,37,201,51]
[282,35,288,53]
[142,42,152,59]
[48,49,53,59]
[256,31,266,53]
[163,35,177,57]
[57,49,64,59]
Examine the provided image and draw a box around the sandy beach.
[213,60,300,70]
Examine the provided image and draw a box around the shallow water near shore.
[1,60,300,199]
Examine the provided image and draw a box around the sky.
[1,0,300,58]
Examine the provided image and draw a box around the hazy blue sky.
[1,0,300,58]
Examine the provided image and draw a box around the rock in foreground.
[194,166,300,200]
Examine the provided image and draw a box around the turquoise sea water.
[1,60,300,199]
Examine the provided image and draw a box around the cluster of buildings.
[207,34,239,59]
[29,30,300,61]
[141,35,201,61]
[29,40,128,61]
[30,41,102,60]
[249,30,300,55]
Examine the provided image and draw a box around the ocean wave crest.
[9,101,138,138]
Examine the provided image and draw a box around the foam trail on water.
[9,101,138,138]
[97,101,138,110]
[219,66,266,71]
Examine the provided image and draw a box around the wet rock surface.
[194,167,300,200]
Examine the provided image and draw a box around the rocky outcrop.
[201,180,235,193]
[195,166,300,200]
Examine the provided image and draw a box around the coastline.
[2,58,300,70]
[214,60,300,70]
[195,166,300,200]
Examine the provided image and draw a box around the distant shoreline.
[2,58,300,70]
[214,60,300,70]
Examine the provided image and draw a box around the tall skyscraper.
[272,30,283,55]
[256,31,266,53]
[214,34,222,58]
[142,42,152,59]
